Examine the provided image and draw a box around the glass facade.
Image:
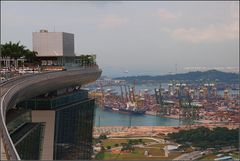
[54,98,95,160]
[15,89,95,160]
[10,123,45,160]
[17,89,88,110]
[7,110,31,134]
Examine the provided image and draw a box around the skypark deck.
[0,67,102,160]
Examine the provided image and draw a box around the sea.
[94,106,180,127]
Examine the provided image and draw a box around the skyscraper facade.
[13,89,95,160]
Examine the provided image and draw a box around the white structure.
[32,29,75,57]
[32,29,96,69]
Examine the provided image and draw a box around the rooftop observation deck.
[0,67,102,160]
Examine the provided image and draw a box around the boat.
[104,105,146,115]
[104,102,146,115]
[112,107,119,111]
[99,82,147,115]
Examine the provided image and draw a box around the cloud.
[86,1,123,8]
[154,9,177,20]
[156,2,239,44]
[98,15,127,29]
[230,1,239,20]
[168,23,239,43]
[164,2,239,44]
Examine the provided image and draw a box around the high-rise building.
[1,30,101,160]
[13,89,95,160]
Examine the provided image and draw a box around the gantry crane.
[154,83,171,116]
[178,83,201,128]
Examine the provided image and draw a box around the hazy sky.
[1,1,239,77]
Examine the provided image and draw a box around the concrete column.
[31,110,55,160]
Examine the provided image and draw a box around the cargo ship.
[94,82,147,115]
[104,102,146,115]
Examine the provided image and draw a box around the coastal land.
[93,124,239,160]
[93,124,239,138]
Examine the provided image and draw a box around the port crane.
[154,83,172,116]
[99,82,105,108]
[119,83,124,102]
[178,83,201,128]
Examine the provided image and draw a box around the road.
[109,136,165,144]
[173,151,202,160]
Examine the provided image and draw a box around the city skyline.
[1,1,239,77]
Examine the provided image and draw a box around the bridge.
[0,67,102,160]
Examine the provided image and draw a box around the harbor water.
[94,106,180,127]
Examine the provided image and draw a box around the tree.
[86,55,94,66]
[121,143,134,152]
[79,55,84,67]
[79,55,95,67]
[1,44,11,58]
[98,134,107,140]
[1,41,38,67]
[2,41,24,59]
[128,139,133,145]
[101,146,105,151]
[24,49,38,63]
[167,126,239,150]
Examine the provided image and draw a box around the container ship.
[104,102,146,115]
[92,83,148,115]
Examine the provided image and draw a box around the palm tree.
[1,42,12,68]
[1,41,38,68]
[85,55,94,67]
[1,44,10,58]
[24,49,38,63]
[87,55,94,66]
[1,44,11,67]
[79,55,93,67]
[1,41,25,67]
[85,55,91,66]
[79,55,85,67]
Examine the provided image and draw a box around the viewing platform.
[0,67,102,160]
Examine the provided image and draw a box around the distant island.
[114,70,239,83]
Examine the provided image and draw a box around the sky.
[1,1,239,77]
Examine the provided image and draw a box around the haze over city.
[1,1,239,77]
[1,1,240,161]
